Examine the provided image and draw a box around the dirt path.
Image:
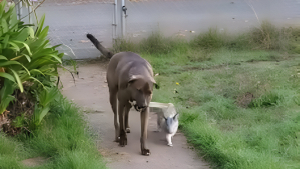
[59,60,209,169]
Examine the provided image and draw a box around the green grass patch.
[0,92,106,169]
[148,51,300,168]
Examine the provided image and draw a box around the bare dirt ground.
[59,60,210,169]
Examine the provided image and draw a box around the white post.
[28,1,33,24]
[13,0,22,20]
[112,0,117,40]
[121,0,126,37]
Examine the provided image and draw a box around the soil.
[236,92,254,108]
[21,157,49,167]
[0,89,35,136]
[59,59,210,169]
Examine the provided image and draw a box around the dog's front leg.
[140,107,150,155]
[109,88,119,142]
[118,101,127,146]
[125,103,131,133]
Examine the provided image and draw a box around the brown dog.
[87,34,155,156]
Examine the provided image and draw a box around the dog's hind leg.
[118,101,127,146]
[109,88,119,142]
[125,103,132,133]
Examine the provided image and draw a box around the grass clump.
[140,32,188,55]
[190,28,227,51]
[248,21,294,51]
[0,92,106,169]
[113,32,189,55]
[0,134,28,169]
[249,91,283,108]
[113,38,138,53]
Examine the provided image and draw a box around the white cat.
[149,102,179,146]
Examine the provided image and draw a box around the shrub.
[248,20,294,51]
[0,0,63,115]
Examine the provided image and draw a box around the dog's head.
[128,75,155,112]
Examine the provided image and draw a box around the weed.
[249,91,283,108]
[289,28,300,53]
[140,32,174,54]
[113,38,138,53]
[190,28,226,51]
[248,20,297,52]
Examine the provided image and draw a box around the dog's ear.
[128,75,143,87]
[154,83,160,89]
[128,75,156,84]
[128,75,143,83]
[150,76,156,84]
[143,82,152,95]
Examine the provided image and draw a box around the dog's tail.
[86,33,114,59]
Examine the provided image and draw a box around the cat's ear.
[173,113,179,120]
[163,116,167,120]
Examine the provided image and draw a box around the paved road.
[127,0,300,38]
[35,0,300,59]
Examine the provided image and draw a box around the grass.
[150,59,300,168]
[151,55,300,168]
[113,21,300,168]
[0,92,106,169]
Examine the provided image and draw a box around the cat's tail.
[86,33,114,59]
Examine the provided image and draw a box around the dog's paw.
[125,128,131,133]
[119,135,127,147]
[141,149,151,156]
[114,137,120,142]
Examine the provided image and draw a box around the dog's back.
[107,52,154,89]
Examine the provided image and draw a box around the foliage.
[30,87,60,130]
[0,0,63,114]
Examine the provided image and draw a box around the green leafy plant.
[30,87,59,130]
[0,0,63,114]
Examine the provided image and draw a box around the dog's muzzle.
[134,105,147,112]
[129,100,147,112]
